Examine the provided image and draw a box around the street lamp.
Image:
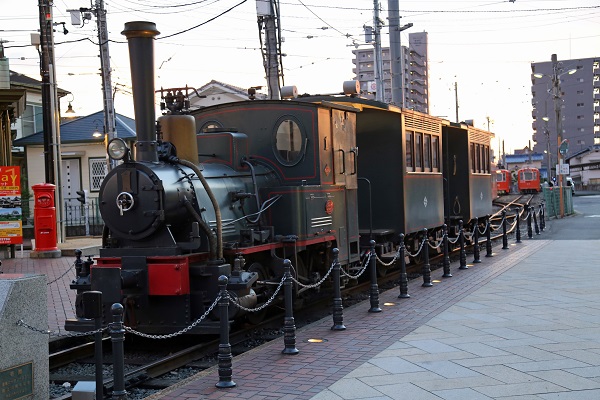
[533,54,577,217]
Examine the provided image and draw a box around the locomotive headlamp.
[107,138,129,161]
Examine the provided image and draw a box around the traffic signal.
[76,190,88,204]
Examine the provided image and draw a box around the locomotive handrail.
[338,149,346,174]
[350,148,358,175]
[221,195,282,227]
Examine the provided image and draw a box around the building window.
[577,115,584,119]
[577,103,585,107]
[577,90,584,95]
[89,158,108,192]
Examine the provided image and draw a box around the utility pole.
[387,0,412,107]
[372,0,384,102]
[95,0,117,164]
[38,0,64,242]
[551,53,565,217]
[257,0,281,99]
[69,1,118,169]
[454,81,459,123]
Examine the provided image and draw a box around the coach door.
[331,109,358,190]
[330,108,360,264]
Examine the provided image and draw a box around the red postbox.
[32,183,58,251]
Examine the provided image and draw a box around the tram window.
[200,121,223,133]
[406,131,413,171]
[423,134,431,170]
[432,136,439,171]
[485,146,490,173]
[470,143,476,172]
[273,116,305,166]
[476,144,481,173]
[415,133,422,170]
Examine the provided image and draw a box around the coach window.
[273,116,306,166]
[470,143,476,172]
[406,131,413,172]
[431,136,439,172]
[423,134,431,171]
[415,132,423,171]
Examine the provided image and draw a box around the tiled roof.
[13,111,136,146]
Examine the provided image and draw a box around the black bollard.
[282,260,300,353]
[331,249,346,330]
[216,276,236,388]
[368,240,382,312]
[473,220,481,263]
[421,229,433,287]
[540,203,546,231]
[527,205,533,239]
[81,291,104,399]
[398,234,411,298]
[515,208,522,243]
[109,304,127,400]
[533,206,540,235]
[485,215,493,257]
[442,224,452,277]
[458,220,468,269]
[502,210,508,250]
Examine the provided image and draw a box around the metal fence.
[24,197,104,237]
[542,186,574,219]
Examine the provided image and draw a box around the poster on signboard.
[0,166,23,245]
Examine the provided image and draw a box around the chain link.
[125,295,221,339]
[428,234,445,249]
[340,252,371,280]
[375,245,401,267]
[404,238,426,258]
[290,260,335,289]
[233,276,285,312]
[46,262,75,286]
[16,319,52,335]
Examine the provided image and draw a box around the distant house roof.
[566,145,600,162]
[10,70,69,97]
[192,80,267,100]
[504,153,544,163]
[13,111,136,146]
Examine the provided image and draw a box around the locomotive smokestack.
[121,21,160,162]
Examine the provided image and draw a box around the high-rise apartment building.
[352,32,429,114]
[531,56,600,176]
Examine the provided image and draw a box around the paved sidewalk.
[313,239,600,399]
[143,237,600,400]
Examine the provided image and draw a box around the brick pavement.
[144,240,551,400]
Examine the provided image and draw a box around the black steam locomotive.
[66,21,494,335]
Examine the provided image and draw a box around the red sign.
[0,167,23,245]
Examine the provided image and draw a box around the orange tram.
[496,169,510,195]
[517,167,541,194]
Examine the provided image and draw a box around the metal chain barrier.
[16,319,106,338]
[428,234,445,249]
[290,261,335,289]
[404,238,426,258]
[375,246,401,267]
[478,219,489,235]
[46,262,74,286]
[233,276,285,312]
[340,251,371,280]
[125,295,221,339]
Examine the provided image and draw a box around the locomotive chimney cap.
[121,21,160,39]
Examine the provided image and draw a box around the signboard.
[556,163,570,176]
[0,362,33,400]
[0,166,23,245]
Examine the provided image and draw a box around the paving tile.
[473,381,569,397]
[528,370,600,390]
[432,387,493,400]
[471,365,542,384]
